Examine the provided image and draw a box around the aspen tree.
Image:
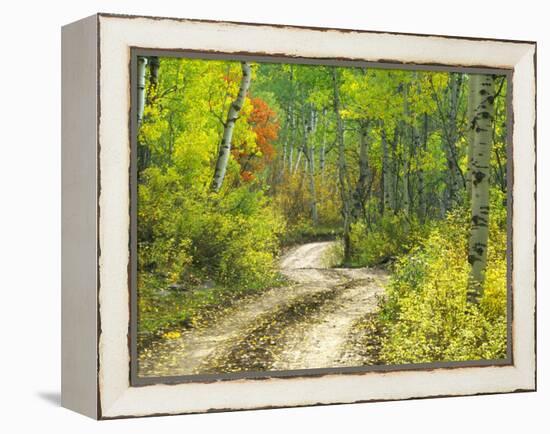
[212,62,252,192]
[467,74,495,304]
[137,56,148,126]
[332,68,352,264]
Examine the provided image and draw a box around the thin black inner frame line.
[129,47,514,387]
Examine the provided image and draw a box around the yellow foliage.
[379,195,507,364]
[163,331,182,340]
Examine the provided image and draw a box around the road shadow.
[37,391,61,407]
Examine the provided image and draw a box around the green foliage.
[377,190,507,363]
[137,274,276,347]
[349,213,430,267]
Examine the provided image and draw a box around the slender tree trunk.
[381,125,394,214]
[211,62,252,192]
[493,143,506,193]
[308,146,318,225]
[447,73,460,207]
[402,147,410,215]
[407,117,421,218]
[391,130,400,213]
[146,56,160,105]
[310,109,317,172]
[467,74,495,304]
[282,106,291,174]
[302,107,319,225]
[319,108,327,184]
[382,126,389,212]
[148,56,160,85]
[288,110,295,174]
[290,106,299,175]
[380,146,385,216]
[492,80,507,193]
[319,137,326,183]
[137,57,148,126]
[293,146,302,174]
[352,121,370,222]
[417,112,429,221]
[332,68,352,264]
[443,73,465,211]
[287,66,296,174]
[401,84,411,216]
[466,75,479,199]
[136,56,149,172]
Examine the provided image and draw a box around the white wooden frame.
[61,13,536,419]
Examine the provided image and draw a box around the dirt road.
[138,241,387,377]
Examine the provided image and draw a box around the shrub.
[137,167,285,344]
[349,212,430,267]
[378,193,507,364]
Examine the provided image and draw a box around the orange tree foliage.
[233,97,280,181]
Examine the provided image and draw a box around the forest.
[136,55,508,377]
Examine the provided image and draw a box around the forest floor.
[138,241,388,377]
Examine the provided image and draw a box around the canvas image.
[133,55,509,379]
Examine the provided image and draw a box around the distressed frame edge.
[95,14,537,419]
[95,11,537,46]
[61,13,100,420]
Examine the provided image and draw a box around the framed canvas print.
[61,13,536,419]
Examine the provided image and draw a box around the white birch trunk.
[332,68,352,263]
[301,107,319,225]
[466,74,480,199]
[137,57,148,126]
[467,74,495,304]
[211,62,252,192]
[319,109,327,184]
[352,121,370,221]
